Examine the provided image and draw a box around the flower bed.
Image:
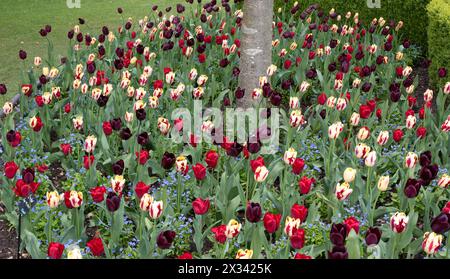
[1,1,450,259]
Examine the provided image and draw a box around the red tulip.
[60,143,72,156]
[416,126,427,139]
[7,131,22,147]
[103,121,113,136]
[359,105,372,119]
[317,93,327,105]
[344,216,360,234]
[4,161,19,179]
[48,242,64,259]
[13,179,40,198]
[86,237,104,257]
[250,156,265,172]
[83,155,95,169]
[178,252,193,259]
[90,186,106,203]
[291,204,308,222]
[292,158,305,175]
[298,176,315,194]
[64,103,71,113]
[192,163,206,180]
[136,150,150,165]
[205,150,219,168]
[393,129,404,143]
[211,225,227,243]
[290,228,305,249]
[263,212,281,233]
[294,253,312,259]
[135,181,150,199]
[192,197,210,215]
[35,96,44,107]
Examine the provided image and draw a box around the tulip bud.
[2,102,13,115]
[328,122,344,139]
[390,212,409,233]
[236,249,253,259]
[343,168,356,183]
[365,151,377,167]
[377,131,389,145]
[421,232,442,255]
[376,175,389,191]
[67,245,82,259]
[350,112,360,126]
[149,200,164,219]
[355,143,371,159]
[284,216,301,237]
[406,115,416,129]
[110,175,125,195]
[46,191,60,208]
[335,182,353,201]
[357,126,371,140]
[283,148,297,165]
[225,219,242,238]
[246,202,262,223]
[405,152,418,169]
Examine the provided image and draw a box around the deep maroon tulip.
[110,118,122,131]
[246,202,262,223]
[39,29,47,37]
[19,50,27,60]
[0,84,7,95]
[330,223,347,246]
[365,227,382,246]
[136,109,146,121]
[328,246,348,259]
[438,67,447,78]
[226,142,243,157]
[97,95,108,107]
[419,151,432,167]
[119,128,132,140]
[117,7,123,14]
[161,152,176,170]
[247,142,261,154]
[157,230,176,249]
[431,213,450,234]
[404,178,422,198]
[106,192,121,212]
[235,87,245,99]
[68,30,74,39]
[270,92,282,106]
[22,168,35,184]
[137,132,149,146]
[112,160,125,175]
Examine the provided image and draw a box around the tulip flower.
[344,217,360,234]
[192,163,206,180]
[422,232,443,255]
[330,223,347,246]
[157,230,176,249]
[298,176,314,194]
[405,152,418,169]
[139,194,154,212]
[263,213,281,233]
[343,168,356,183]
[149,200,164,219]
[350,112,360,126]
[357,126,370,140]
[4,161,19,179]
[106,192,121,212]
[175,156,189,175]
[431,213,450,234]
[335,182,353,201]
[328,246,348,259]
[284,216,301,237]
[365,227,382,246]
[283,148,297,165]
[48,242,65,259]
[291,204,308,222]
[84,135,97,153]
[328,122,344,139]
[110,175,125,195]
[29,116,43,132]
[390,212,409,233]
[13,179,40,198]
[225,219,242,238]
[246,202,262,223]
[192,197,210,215]
[204,150,219,168]
[64,191,83,209]
[364,151,377,167]
[438,174,450,188]
[46,191,60,208]
[236,249,253,259]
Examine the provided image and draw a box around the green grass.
[0,0,183,104]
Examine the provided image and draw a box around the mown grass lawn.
[0,0,184,103]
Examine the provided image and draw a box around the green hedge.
[427,0,450,89]
[274,0,430,53]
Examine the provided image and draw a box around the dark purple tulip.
[117,7,123,14]
[419,151,432,167]
[247,142,261,154]
[45,25,52,33]
[306,69,317,79]
[376,55,384,65]
[246,202,262,223]
[361,82,372,92]
[137,132,149,146]
[404,178,422,198]
[78,18,85,25]
[431,213,450,234]
[157,230,176,249]
[119,128,132,140]
[328,62,337,72]
[355,51,365,61]
[22,168,35,184]
[110,118,122,131]
[39,29,48,37]
[97,95,109,107]
[226,142,243,157]
[161,152,176,170]
[6,130,16,143]
[87,62,96,74]
[438,68,447,78]
[403,39,410,49]
[390,91,401,102]
[39,75,48,85]
[0,84,6,95]
[365,227,382,246]
[19,50,27,60]
[270,92,282,106]
[114,59,123,70]
[330,223,347,246]
[219,58,229,68]
[68,30,75,39]
[116,48,124,58]
[176,4,185,13]
[106,192,121,212]
[384,42,393,51]
[76,33,83,43]
[136,109,146,121]
[232,67,240,77]
[235,87,245,99]
[327,246,348,259]
[112,160,125,175]
[98,45,106,56]
[125,22,132,30]
[223,97,231,107]
[102,26,109,36]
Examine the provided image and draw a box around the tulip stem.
[47,209,52,244]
